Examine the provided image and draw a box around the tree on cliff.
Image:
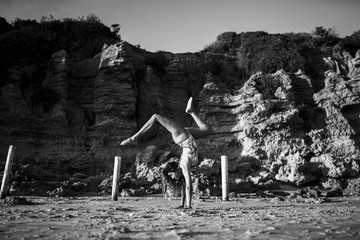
[340,30,360,56]
[0,17,12,35]
[312,26,340,46]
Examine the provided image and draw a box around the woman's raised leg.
[185,97,213,139]
[120,114,189,145]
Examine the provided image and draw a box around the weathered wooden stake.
[0,145,15,199]
[221,155,229,201]
[111,156,121,201]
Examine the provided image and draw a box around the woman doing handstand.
[120,97,213,208]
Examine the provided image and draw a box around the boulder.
[320,177,342,190]
[345,176,360,195]
[198,158,221,175]
[310,154,359,178]
[325,185,343,197]
[135,145,161,181]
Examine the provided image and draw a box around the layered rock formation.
[197,67,360,186]
[0,42,137,186]
[1,40,360,195]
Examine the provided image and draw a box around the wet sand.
[1,194,360,240]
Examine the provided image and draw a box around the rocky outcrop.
[1,38,360,196]
[0,42,137,185]
[344,50,360,79]
[197,70,313,186]
[197,51,360,187]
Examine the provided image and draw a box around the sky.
[0,0,359,53]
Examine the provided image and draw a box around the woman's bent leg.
[185,97,213,139]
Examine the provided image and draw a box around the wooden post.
[111,156,121,201]
[221,155,229,201]
[0,145,15,199]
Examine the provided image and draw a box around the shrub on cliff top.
[237,33,307,75]
[340,30,360,56]
[311,26,340,46]
[0,15,120,86]
[202,31,237,55]
[201,27,349,80]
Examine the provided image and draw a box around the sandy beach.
[1,193,360,240]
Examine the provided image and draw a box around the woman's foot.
[120,137,135,145]
[185,97,194,114]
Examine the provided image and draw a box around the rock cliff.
[1,40,360,195]
[0,43,137,184]
[198,67,360,187]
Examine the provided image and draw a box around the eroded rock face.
[0,42,137,184]
[344,50,360,79]
[1,41,360,195]
[197,56,360,186]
